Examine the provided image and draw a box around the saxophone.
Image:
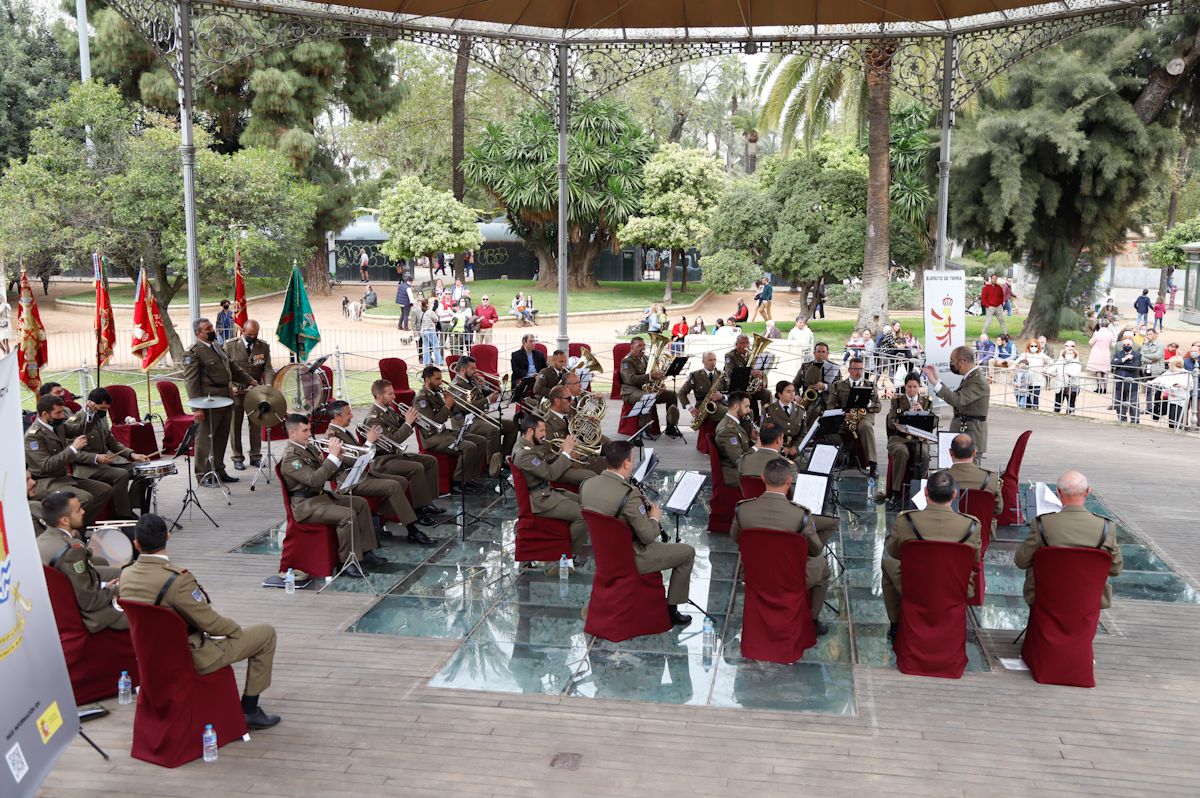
[690,371,727,430]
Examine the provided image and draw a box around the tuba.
[744,333,774,395]
[641,332,674,394]
[570,347,604,375]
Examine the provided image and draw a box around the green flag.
[276,264,320,360]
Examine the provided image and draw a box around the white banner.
[0,354,79,796]
[923,270,967,390]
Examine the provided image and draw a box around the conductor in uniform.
[278,414,384,573]
[25,393,114,527]
[882,373,933,507]
[581,441,694,626]
[224,319,275,470]
[119,514,281,730]
[923,345,990,458]
[511,415,591,561]
[730,458,831,635]
[881,470,981,641]
[1014,470,1123,609]
[37,491,128,632]
[715,391,755,489]
[64,387,152,518]
[184,317,256,483]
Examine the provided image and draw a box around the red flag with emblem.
[15,269,48,391]
[93,253,116,366]
[131,266,169,370]
[233,250,248,331]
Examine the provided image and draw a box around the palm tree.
[755,44,896,327]
[731,108,763,173]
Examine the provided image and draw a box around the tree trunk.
[858,43,896,330]
[662,251,675,304]
[679,247,689,293]
[746,134,758,174]
[1161,143,1190,298]
[1134,27,1200,124]
[305,250,330,296]
[1023,238,1083,340]
[533,243,602,291]
[452,36,471,203]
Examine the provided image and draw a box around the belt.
[955,414,987,422]
[288,489,320,499]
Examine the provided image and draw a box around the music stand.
[510,376,536,407]
[626,420,656,449]
[627,393,657,418]
[662,356,690,440]
[444,414,494,540]
[727,366,751,394]
[171,423,216,529]
[664,470,707,543]
[318,448,378,595]
[631,447,659,498]
[845,386,874,410]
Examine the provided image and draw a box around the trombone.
[391,402,448,435]
[443,381,501,429]
[354,424,405,454]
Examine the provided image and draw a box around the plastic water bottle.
[702,616,715,655]
[866,475,877,498]
[202,724,218,763]
[284,568,296,595]
[559,554,570,600]
[117,671,132,705]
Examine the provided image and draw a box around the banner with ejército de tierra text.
[923,270,966,391]
[0,354,79,796]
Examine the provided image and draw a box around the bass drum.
[273,363,332,414]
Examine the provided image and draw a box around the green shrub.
[955,258,989,279]
[824,281,922,311]
[965,248,988,263]
[985,251,1013,272]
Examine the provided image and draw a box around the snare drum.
[134,459,178,479]
[88,526,134,567]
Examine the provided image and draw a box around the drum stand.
[172,423,219,529]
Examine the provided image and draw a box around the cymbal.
[186,395,234,410]
[245,384,287,426]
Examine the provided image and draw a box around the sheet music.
[666,471,707,513]
[626,394,657,417]
[899,424,937,443]
[936,430,958,469]
[341,447,376,491]
[791,473,828,514]
[808,444,839,475]
[633,448,655,483]
[911,479,929,510]
[1034,482,1063,516]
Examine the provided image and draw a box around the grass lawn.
[364,279,708,316]
[736,316,1030,342]
[63,276,289,304]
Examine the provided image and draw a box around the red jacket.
[981,283,1004,308]
[474,303,499,329]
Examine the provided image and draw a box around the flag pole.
[95,253,102,387]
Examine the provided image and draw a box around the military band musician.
[619,336,680,436]
[882,373,933,508]
[361,380,444,511]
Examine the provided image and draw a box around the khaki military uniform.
[414,387,485,481]
[730,493,829,620]
[737,447,794,481]
[1014,506,1123,608]
[25,420,113,527]
[224,336,275,464]
[37,526,127,631]
[762,400,807,451]
[793,359,840,423]
[542,410,604,478]
[723,348,772,408]
[278,441,377,562]
[119,554,276,696]
[29,501,47,535]
[452,373,516,461]
[532,365,568,401]
[943,461,1004,519]
[63,409,143,518]
[882,506,982,623]
[619,354,680,425]
[715,413,753,488]
[361,404,441,506]
[580,470,694,604]
[511,439,589,555]
[319,431,417,527]
[829,378,881,467]
[678,367,727,426]
[934,366,990,456]
[885,395,933,493]
[183,339,251,478]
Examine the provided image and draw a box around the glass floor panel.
[314,470,1200,716]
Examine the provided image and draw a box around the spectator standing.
[1133,289,1152,328]
[1111,336,1143,423]
[1141,329,1165,420]
[1016,340,1050,409]
[1152,356,1191,429]
[410,298,426,356]
[0,296,10,354]
[1087,323,1115,395]
[474,295,498,343]
[759,277,774,321]
[1013,362,1033,408]
[434,252,447,276]
[396,276,415,331]
[463,250,475,280]
[216,300,235,343]
[787,317,815,363]
[749,279,764,322]
[980,274,1007,336]
[670,316,689,353]
[1049,343,1083,414]
[1152,294,1167,331]
[358,248,370,282]
[1003,277,1018,316]
[1183,342,1200,428]
[814,277,827,319]
[420,300,442,365]
[451,299,473,355]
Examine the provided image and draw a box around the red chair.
[738,528,817,663]
[261,422,288,443]
[582,509,672,642]
[617,400,661,436]
[610,343,632,399]
[696,417,715,455]
[470,344,500,386]
[379,357,417,407]
[568,342,591,360]
[43,566,139,704]
[893,540,977,679]
[960,489,995,606]
[997,430,1032,526]
[509,458,575,562]
[121,600,247,767]
[445,354,460,375]
[156,380,195,455]
[705,434,741,533]
[275,464,338,578]
[739,476,766,500]
[414,428,456,496]
[106,384,159,455]
[533,342,548,360]
[61,389,82,413]
[1021,547,1113,688]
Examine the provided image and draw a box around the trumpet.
[393,402,448,435]
[546,436,601,464]
[444,381,501,429]
[313,439,373,456]
[355,425,405,454]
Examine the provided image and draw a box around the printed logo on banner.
[36,702,62,744]
[930,295,957,349]
[0,504,33,662]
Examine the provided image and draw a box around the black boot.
[406,524,437,546]
[668,605,691,626]
[887,622,899,643]
[241,695,281,730]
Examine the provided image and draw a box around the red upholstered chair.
[705,434,741,533]
[445,354,460,375]
[121,600,247,768]
[414,428,456,496]
[1021,547,1113,688]
[156,380,195,455]
[738,528,816,663]
[533,343,548,360]
[275,464,338,578]
[739,476,766,500]
[61,389,82,413]
[106,384,159,455]
[568,342,591,360]
[997,430,1032,526]
[618,400,661,436]
[960,489,995,606]
[509,458,575,562]
[893,539,977,679]
[261,422,288,443]
[582,509,672,642]
[379,357,417,406]
[610,343,632,399]
[696,417,715,455]
[470,344,500,386]
[43,566,139,704]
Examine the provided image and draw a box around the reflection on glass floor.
[238,469,1197,715]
